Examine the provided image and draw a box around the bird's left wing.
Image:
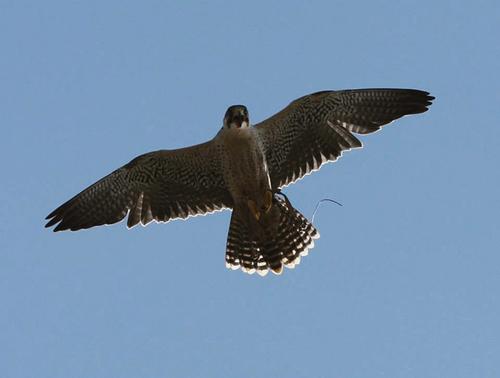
[45,140,232,231]
[255,89,434,189]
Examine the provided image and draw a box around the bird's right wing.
[45,140,232,231]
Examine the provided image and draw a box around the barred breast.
[217,127,271,206]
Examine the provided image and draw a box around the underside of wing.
[255,88,434,188]
[45,141,232,231]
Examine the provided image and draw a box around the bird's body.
[217,124,270,213]
[46,88,434,276]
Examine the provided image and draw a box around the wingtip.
[406,89,435,114]
[420,90,435,102]
[424,91,435,104]
[46,220,61,231]
[44,217,58,228]
[45,214,66,231]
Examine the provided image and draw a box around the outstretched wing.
[45,140,232,231]
[255,88,434,189]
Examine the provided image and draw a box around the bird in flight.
[46,88,434,276]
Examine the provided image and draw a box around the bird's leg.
[263,190,273,214]
[247,199,261,221]
[248,190,277,221]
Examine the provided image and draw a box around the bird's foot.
[248,191,278,221]
[273,189,293,209]
[263,190,273,214]
[247,199,261,221]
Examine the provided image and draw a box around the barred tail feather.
[225,196,319,276]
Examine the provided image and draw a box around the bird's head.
[223,105,249,129]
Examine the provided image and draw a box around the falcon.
[46,88,434,276]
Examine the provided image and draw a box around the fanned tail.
[225,195,319,276]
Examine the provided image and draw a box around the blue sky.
[1,1,499,377]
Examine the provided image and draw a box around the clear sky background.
[1,1,499,377]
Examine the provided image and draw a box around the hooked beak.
[232,115,248,128]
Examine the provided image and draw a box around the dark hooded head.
[223,105,249,129]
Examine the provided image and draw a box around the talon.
[264,190,273,213]
[275,189,293,209]
[247,199,261,221]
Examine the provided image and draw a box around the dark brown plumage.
[46,88,434,276]
[45,142,232,231]
[255,89,434,189]
[225,195,318,276]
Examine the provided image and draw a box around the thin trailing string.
[311,198,343,224]
[272,189,342,224]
